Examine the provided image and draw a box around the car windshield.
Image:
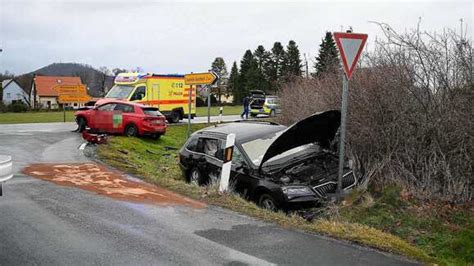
[241,131,320,167]
[105,85,134,99]
[142,107,162,116]
[266,98,279,105]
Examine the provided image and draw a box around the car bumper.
[140,124,167,135]
[250,108,270,115]
[281,195,320,209]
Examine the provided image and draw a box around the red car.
[75,100,167,139]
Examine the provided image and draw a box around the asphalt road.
[0,123,418,265]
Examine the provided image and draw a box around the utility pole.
[304,53,309,78]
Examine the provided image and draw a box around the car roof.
[96,99,150,108]
[194,121,286,143]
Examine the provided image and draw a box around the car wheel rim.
[127,127,136,136]
[190,170,199,184]
[261,197,276,210]
[172,112,179,123]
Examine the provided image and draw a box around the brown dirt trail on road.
[23,163,205,208]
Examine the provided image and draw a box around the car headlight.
[281,186,315,200]
[348,159,354,169]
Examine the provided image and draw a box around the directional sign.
[55,84,91,103]
[333,32,368,80]
[184,72,218,85]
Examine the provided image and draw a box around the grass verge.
[0,106,241,124]
[0,111,76,124]
[196,105,241,116]
[97,124,447,265]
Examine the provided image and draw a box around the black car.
[178,110,363,210]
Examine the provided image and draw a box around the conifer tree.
[283,40,303,78]
[227,62,240,104]
[314,32,340,77]
[210,57,228,104]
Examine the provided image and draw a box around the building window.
[6,93,11,98]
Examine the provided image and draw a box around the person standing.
[240,95,250,119]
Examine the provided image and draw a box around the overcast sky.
[0,0,472,75]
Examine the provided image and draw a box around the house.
[30,75,86,109]
[1,79,29,106]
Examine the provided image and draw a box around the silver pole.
[187,85,192,137]
[207,86,211,125]
[337,75,349,195]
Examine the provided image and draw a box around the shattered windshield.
[241,131,319,167]
[106,85,134,99]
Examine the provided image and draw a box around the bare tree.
[279,22,473,203]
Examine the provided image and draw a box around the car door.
[230,146,258,198]
[113,103,136,133]
[195,137,224,183]
[93,103,116,133]
[130,86,146,102]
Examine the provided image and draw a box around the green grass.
[0,111,76,124]
[0,106,241,124]
[340,186,474,265]
[196,105,241,117]
[97,124,436,264]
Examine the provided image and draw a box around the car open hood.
[259,110,341,170]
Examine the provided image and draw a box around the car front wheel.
[258,193,278,211]
[77,117,87,132]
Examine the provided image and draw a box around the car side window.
[97,103,116,111]
[130,86,146,101]
[185,137,198,151]
[114,103,134,113]
[232,147,246,165]
[196,138,223,160]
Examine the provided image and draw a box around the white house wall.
[2,80,29,105]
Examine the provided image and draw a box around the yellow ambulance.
[105,73,196,123]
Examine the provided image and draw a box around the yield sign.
[333,32,368,80]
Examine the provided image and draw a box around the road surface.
[0,123,418,265]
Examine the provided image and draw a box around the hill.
[31,63,114,97]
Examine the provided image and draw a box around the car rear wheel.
[168,111,180,123]
[188,167,204,185]
[124,124,138,137]
[151,133,161,140]
[258,193,278,211]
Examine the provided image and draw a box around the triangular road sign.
[333,32,368,80]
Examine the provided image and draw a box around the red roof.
[34,76,83,97]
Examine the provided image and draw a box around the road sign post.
[55,84,91,123]
[188,85,193,136]
[333,31,368,197]
[337,75,349,195]
[206,86,212,125]
[184,72,218,136]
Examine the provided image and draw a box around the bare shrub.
[279,23,473,203]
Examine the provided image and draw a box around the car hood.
[259,110,341,170]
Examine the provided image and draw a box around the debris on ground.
[23,163,206,208]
